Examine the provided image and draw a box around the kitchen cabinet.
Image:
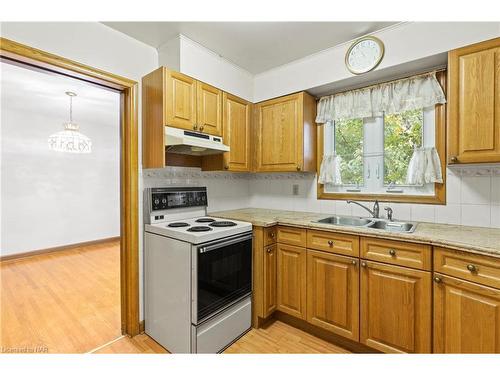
[277,243,307,319]
[276,226,307,247]
[433,274,500,353]
[448,37,500,164]
[202,93,252,172]
[254,92,317,172]
[360,260,432,353]
[263,243,278,317]
[142,67,223,168]
[306,250,359,341]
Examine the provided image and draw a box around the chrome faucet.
[347,200,379,218]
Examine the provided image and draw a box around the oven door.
[193,232,252,325]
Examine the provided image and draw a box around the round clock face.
[346,37,384,75]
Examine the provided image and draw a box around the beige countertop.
[210,208,500,258]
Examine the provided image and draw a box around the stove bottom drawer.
[192,296,251,353]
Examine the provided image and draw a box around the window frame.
[316,70,447,205]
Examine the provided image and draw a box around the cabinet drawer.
[361,237,431,270]
[264,226,277,246]
[434,247,500,289]
[307,230,359,257]
[277,226,306,247]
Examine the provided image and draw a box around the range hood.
[165,126,230,156]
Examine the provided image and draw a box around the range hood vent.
[165,126,229,156]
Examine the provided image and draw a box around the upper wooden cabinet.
[196,81,222,136]
[202,93,252,172]
[142,67,223,168]
[434,274,500,353]
[448,37,500,164]
[254,92,317,172]
[360,260,432,353]
[165,69,197,131]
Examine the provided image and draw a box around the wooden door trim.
[0,37,140,336]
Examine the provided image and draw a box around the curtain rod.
[318,66,447,99]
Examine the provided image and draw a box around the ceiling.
[102,22,398,74]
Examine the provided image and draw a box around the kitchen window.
[317,71,447,204]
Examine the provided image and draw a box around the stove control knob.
[154,199,160,205]
[161,198,167,204]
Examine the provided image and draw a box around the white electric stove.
[143,187,253,353]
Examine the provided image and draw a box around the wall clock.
[345,36,385,75]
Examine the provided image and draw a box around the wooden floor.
[94,320,351,354]
[1,241,350,354]
[0,240,121,353]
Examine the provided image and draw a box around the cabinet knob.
[296,165,301,171]
[450,156,458,163]
[224,165,229,170]
[434,276,442,283]
[193,124,198,130]
[389,249,396,256]
[270,232,275,238]
[351,260,357,266]
[200,125,204,131]
[361,261,367,268]
[467,264,477,273]
[328,240,334,247]
[267,248,273,253]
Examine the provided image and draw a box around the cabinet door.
[448,38,500,163]
[165,70,197,131]
[360,261,432,353]
[223,93,251,171]
[263,244,277,317]
[277,243,306,319]
[196,81,222,136]
[307,250,359,341]
[434,274,500,353]
[256,93,303,172]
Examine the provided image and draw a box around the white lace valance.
[315,72,446,123]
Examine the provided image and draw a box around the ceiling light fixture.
[48,91,92,153]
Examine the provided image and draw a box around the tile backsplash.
[142,165,500,229]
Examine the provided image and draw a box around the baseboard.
[139,320,145,334]
[273,311,379,354]
[0,236,121,262]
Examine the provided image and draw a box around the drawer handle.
[270,232,275,238]
[200,125,204,131]
[267,248,273,253]
[328,240,334,247]
[389,249,396,256]
[467,264,477,273]
[361,261,367,268]
[434,276,442,284]
[351,260,357,266]
[450,156,458,163]
[193,124,198,130]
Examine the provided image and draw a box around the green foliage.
[384,109,423,185]
[334,118,364,185]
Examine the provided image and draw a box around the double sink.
[315,216,417,233]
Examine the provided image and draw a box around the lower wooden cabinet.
[360,260,432,353]
[433,274,500,353]
[306,250,359,341]
[263,244,277,317]
[277,243,307,319]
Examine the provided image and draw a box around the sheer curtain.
[316,72,446,186]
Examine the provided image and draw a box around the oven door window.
[197,236,252,322]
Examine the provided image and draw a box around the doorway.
[0,38,140,351]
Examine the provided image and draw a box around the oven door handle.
[198,234,253,254]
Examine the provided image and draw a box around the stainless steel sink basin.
[367,220,416,233]
[314,215,417,233]
[316,216,373,227]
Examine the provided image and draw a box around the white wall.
[253,22,500,101]
[158,35,254,102]
[0,22,158,319]
[1,62,121,255]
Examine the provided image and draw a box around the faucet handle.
[384,206,394,221]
